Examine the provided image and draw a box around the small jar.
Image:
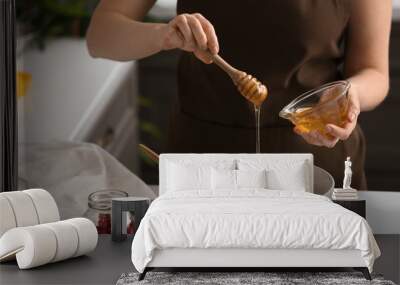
[84,190,134,234]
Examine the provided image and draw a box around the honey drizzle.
[254,105,261,153]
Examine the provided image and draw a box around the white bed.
[131,154,380,280]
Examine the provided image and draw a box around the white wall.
[359,191,400,234]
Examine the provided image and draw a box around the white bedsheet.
[131,190,380,273]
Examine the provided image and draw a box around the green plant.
[16,0,99,49]
[138,95,163,167]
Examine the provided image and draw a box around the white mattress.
[131,190,380,273]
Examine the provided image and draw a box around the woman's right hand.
[160,13,219,64]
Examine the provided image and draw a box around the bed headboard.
[159,153,314,195]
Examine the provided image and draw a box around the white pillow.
[266,169,307,191]
[167,163,212,191]
[211,169,268,190]
[211,169,236,190]
[166,159,236,192]
[237,169,267,188]
[237,159,308,191]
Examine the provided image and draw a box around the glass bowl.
[279,81,350,137]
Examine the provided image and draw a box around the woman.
[87,0,391,191]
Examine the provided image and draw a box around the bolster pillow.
[0,189,60,237]
[0,218,98,269]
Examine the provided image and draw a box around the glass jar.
[83,189,134,234]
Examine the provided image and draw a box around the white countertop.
[18,38,136,143]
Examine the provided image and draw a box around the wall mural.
[0,2,399,283]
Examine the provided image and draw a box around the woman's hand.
[160,13,219,64]
[294,84,361,148]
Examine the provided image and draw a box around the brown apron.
[167,0,367,190]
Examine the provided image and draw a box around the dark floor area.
[0,235,398,285]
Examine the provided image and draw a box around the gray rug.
[116,272,396,285]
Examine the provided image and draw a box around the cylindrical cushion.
[0,196,17,237]
[23,189,60,224]
[65,218,98,257]
[42,221,79,262]
[0,226,57,269]
[0,218,97,269]
[0,192,39,227]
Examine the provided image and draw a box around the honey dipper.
[207,53,268,107]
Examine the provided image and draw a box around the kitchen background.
[16,0,400,191]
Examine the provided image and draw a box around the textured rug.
[116,272,396,285]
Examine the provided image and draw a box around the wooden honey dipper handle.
[206,51,268,107]
[139,144,159,163]
[208,53,244,81]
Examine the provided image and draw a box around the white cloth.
[19,142,156,219]
[131,190,380,273]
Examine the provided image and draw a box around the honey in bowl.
[279,81,350,138]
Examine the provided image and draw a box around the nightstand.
[332,199,366,218]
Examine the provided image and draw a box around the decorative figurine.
[332,156,358,200]
[343,156,353,190]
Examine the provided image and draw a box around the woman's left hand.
[294,84,361,148]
